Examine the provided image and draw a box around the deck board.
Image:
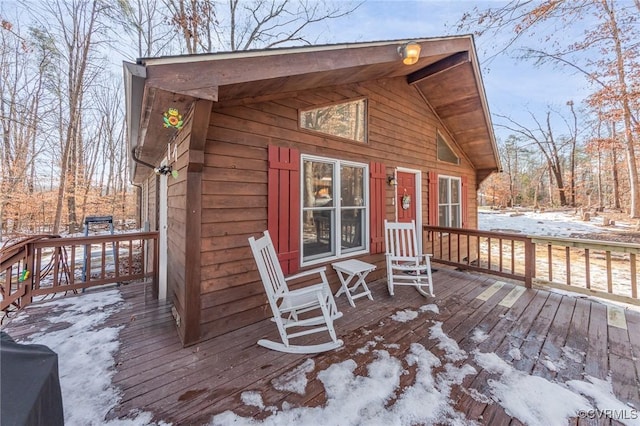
[586,302,609,380]
[531,294,576,380]
[4,268,640,425]
[454,285,541,421]
[514,291,563,374]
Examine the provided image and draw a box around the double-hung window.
[438,176,461,227]
[301,156,368,264]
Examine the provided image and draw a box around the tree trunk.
[611,147,621,209]
[567,101,577,207]
[597,146,603,208]
[602,0,640,217]
[555,172,567,206]
[67,159,78,233]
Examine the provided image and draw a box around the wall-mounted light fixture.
[155,165,179,179]
[398,41,421,65]
[387,175,398,187]
[155,165,172,176]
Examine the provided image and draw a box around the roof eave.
[123,61,147,183]
[138,35,474,67]
[467,38,501,172]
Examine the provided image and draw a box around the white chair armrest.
[285,283,326,297]
[386,255,419,262]
[285,267,327,281]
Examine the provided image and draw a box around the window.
[301,156,368,263]
[299,99,367,142]
[438,176,461,227]
[437,132,459,165]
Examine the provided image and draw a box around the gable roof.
[124,36,500,183]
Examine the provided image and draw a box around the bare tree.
[163,0,361,53]
[0,18,50,237]
[114,0,178,57]
[497,110,575,207]
[28,0,111,233]
[459,0,640,217]
[566,100,578,207]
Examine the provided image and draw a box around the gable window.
[438,176,461,227]
[437,132,459,165]
[299,99,367,143]
[301,155,368,264]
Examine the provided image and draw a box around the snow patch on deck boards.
[476,281,506,301]
[213,313,639,426]
[499,286,526,308]
[8,289,163,425]
[607,305,628,329]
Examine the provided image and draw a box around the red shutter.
[428,171,438,225]
[461,176,469,228]
[369,162,386,254]
[268,145,300,274]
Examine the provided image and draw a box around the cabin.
[123,36,500,347]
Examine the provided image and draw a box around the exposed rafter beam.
[476,168,499,187]
[146,83,219,102]
[407,51,469,85]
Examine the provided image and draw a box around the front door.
[396,171,417,223]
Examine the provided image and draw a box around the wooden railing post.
[22,242,35,308]
[524,237,534,288]
[153,234,159,292]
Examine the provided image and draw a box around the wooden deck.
[4,267,640,425]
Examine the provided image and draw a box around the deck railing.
[424,226,639,305]
[1,232,159,313]
[530,236,638,304]
[424,226,535,287]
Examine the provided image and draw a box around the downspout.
[131,146,156,170]
[130,181,143,229]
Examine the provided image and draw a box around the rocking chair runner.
[248,231,343,354]
[384,220,434,297]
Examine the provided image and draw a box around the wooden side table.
[332,259,376,307]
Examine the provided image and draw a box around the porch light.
[398,41,421,65]
[155,165,179,179]
[387,176,398,187]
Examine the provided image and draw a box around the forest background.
[1,0,639,241]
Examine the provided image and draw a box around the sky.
[67,0,592,146]
[312,0,593,143]
[1,0,595,146]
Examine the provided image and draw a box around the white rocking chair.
[248,231,343,354]
[384,220,434,297]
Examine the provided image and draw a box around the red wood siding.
[196,76,479,341]
[166,120,190,343]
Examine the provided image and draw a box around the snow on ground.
[8,287,640,425]
[478,208,631,238]
[478,208,638,301]
[11,289,166,426]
